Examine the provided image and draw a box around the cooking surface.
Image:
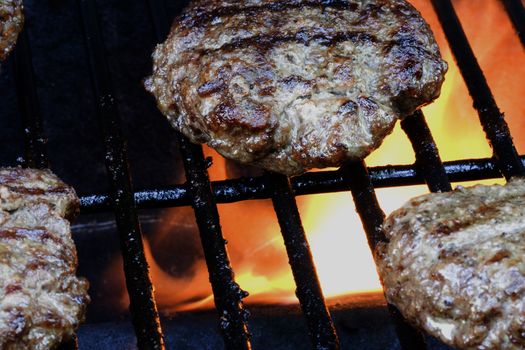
[0,0,187,193]
[0,0,523,349]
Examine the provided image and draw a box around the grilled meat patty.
[0,0,23,61]
[146,0,447,175]
[377,179,525,350]
[0,168,89,350]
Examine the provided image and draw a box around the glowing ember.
[108,0,524,313]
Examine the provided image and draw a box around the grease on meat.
[146,0,447,175]
[377,179,525,350]
[0,168,89,350]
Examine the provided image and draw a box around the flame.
[107,0,524,314]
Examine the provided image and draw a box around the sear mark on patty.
[145,0,447,175]
[0,167,90,350]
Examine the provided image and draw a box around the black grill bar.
[78,0,165,348]
[13,29,49,169]
[344,160,427,349]
[178,135,252,350]
[431,0,525,180]
[502,0,525,47]
[267,172,339,350]
[146,1,252,348]
[395,111,454,347]
[401,111,452,193]
[344,161,387,252]
[79,156,524,213]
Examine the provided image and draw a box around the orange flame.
[108,0,524,314]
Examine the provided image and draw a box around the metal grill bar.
[147,0,337,346]
[13,29,48,169]
[4,1,524,349]
[267,172,339,350]
[78,0,165,348]
[344,160,427,349]
[343,162,386,252]
[146,1,252,348]
[178,136,252,350]
[502,0,525,47]
[79,155,525,213]
[431,0,525,180]
[396,111,457,349]
[401,111,452,193]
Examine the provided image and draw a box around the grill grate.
[401,111,452,193]
[268,172,339,349]
[6,0,525,349]
[344,160,430,349]
[343,109,455,349]
[178,136,251,349]
[78,0,165,347]
[78,154,525,213]
[431,0,525,180]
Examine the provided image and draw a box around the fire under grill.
[2,0,525,349]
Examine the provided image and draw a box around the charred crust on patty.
[0,167,89,349]
[377,178,525,350]
[146,0,447,175]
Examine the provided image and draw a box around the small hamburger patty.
[0,168,89,350]
[377,179,525,350]
[146,0,447,175]
[0,0,23,61]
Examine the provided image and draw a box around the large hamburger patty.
[146,0,447,175]
[0,0,23,61]
[0,168,89,350]
[377,179,525,350]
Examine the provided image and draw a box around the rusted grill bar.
[178,136,252,350]
[431,0,525,180]
[401,111,452,193]
[267,172,339,350]
[343,160,427,350]
[13,29,48,169]
[77,0,165,348]
[502,0,525,47]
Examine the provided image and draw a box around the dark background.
[0,0,198,324]
[1,0,191,191]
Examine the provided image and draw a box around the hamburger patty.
[376,179,525,350]
[146,0,447,175]
[0,0,23,61]
[0,168,89,350]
